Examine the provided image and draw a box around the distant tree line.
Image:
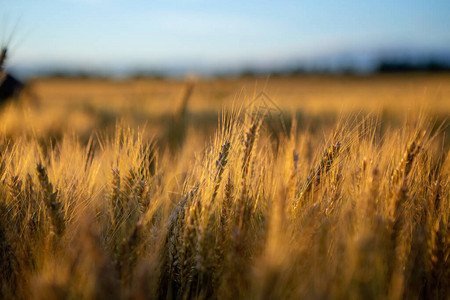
[376,59,450,73]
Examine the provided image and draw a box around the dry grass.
[0,75,449,299]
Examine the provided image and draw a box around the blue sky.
[2,0,450,74]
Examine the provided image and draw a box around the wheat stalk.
[36,163,65,237]
[296,141,341,206]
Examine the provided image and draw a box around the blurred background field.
[2,74,449,145]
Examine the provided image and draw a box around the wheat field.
[0,75,449,299]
